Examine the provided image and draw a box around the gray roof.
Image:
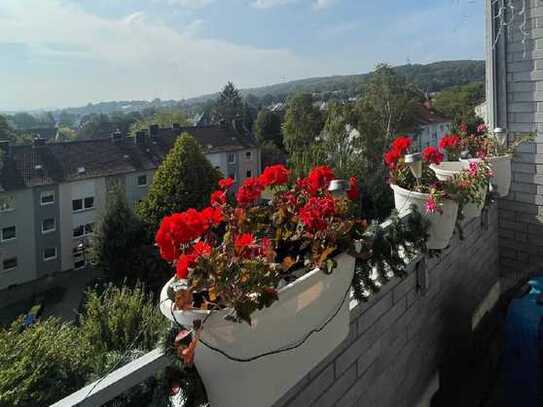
[0,125,255,192]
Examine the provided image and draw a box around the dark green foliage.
[0,318,92,407]
[80,283,168,376]
[212,82,244,125]
[253,109,283,148]
[351,207,429,302]
[282,93,324,153]
[136,133,221,232]
[0,114,16,141]
[433,81,485,124]
[90,185,147,282]
[260,141,287,168]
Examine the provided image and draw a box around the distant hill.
[238,59,485,99]
[45,59,484,117]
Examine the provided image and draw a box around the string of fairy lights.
[491,0,529,57]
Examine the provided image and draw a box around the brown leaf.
[175,288,193,311]
[318,245,337,267]
[281,256,297,271]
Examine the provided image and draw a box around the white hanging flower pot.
[429,161,467,181]
[160,253,355,407]
[487,155,512,197]
[390,184,458,250]
[462,186,487,220]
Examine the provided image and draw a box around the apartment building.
[0,125,260,290]
[407,101,452,150]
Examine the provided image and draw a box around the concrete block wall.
[487,0,543,283]
[272,205,499,407]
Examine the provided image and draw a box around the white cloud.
[0,0,331,110]
[313,0,337,10]
[251,0,297,9]
[166,0,215,8]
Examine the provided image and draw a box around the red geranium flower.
[422,146,444,165]
[259,165,290,187]
[439,134,461,152]
[210,190,226,207]
[191,241,212,257]
[218,177,235,190]
[155,216,178,261]
[299,196,336,231]
[304,166,335,195]
[176,253,197,279]
[384,148,402,169]
[234,233,255,254]
[347,176,360,201]
[200,207,223,227]
[391,136,412,155]
[236,177,264,207]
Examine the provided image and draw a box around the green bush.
[80,283,168,376]
[0,318,92,407]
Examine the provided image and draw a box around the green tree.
[79,113,115,139]
[282,93,324,176]
[0,114,15,140]
[56,127,78,142]
[129,110,189,137]
[136,133,221,232]
[9,112,39,129]
[0,318,92,407]
[253,109,283,148]
[90,185,148,284]
[432,81,485,123]
[213,82,243,126]
[57,110,77,128]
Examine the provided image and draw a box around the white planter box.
[487,155,512,197]
[160,253,355,407]
[391,184,458,250]
[430,161,467,181]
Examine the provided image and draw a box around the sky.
[0,0,484,111]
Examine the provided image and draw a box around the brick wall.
[487,0,543,284]
[272,206,499,407]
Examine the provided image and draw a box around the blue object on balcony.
[503,277,543,407]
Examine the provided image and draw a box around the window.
[2,257,17,271]
[72,199,83,212]
[41,218,56,234]
[245,151,252,160]
[246,170,252,178]
[40,191,55,206]
[43,247,57,261]
[84,197,94,209]
[74,258,86,269]
[73,196,95,212]
[0,195,15,212]
[227,153,236,164]
[73,222,94,238]
[1,226,16,242]
[137,175,148,187]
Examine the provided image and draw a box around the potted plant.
[156,165,364,407]
[457,124,534,197]
[431,133,466,180]
[451,159,493,220]
[385,136,458,249]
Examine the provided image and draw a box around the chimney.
[423,97,432,111]
[135,130,146,145]
[149,124,159,139]
[111,129,123,143]
[33,137,46,148]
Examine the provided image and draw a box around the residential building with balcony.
[404,101,452,150]
[0,125,260,291]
